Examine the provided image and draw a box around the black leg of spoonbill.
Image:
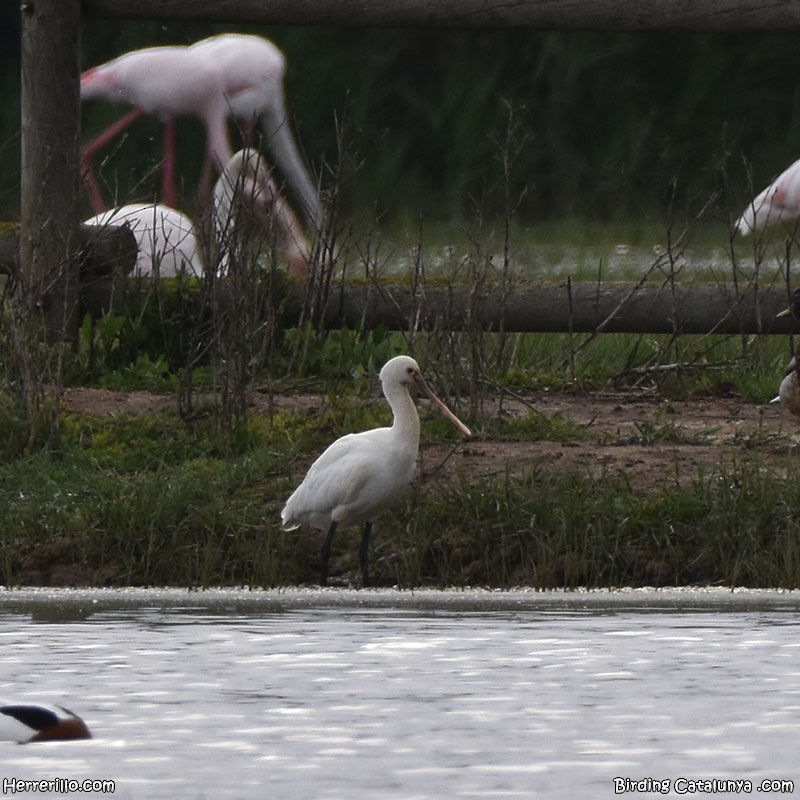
[319,521,338,586]
[359,521,373,587]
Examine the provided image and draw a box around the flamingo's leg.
[161,120,177,208]
[80,155,109,215]
[81,107,146,213]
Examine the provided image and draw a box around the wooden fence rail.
[26,274,800,337]
[307,283,798,336]
[82,0,800,33]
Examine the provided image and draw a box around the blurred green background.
[2,6,800,228]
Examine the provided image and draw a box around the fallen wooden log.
[74,277,800,335]
[288,281,799,335]
[0,224,137,279]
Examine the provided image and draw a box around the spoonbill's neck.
[385,381,421,446]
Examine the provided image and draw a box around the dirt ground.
[425,390,797,493]
[61,385,798,492]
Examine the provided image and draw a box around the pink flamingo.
[80,35,320,231]
[81,45,232,213]
[212,148,310,280]
[736,158,800,235]
[83,202,203,278]
[190,34,321,231]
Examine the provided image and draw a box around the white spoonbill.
[281,355,471,586]
[736,158,800,235]
[0,703,91,743]
[83,148,310,280]
[83,202,203,278]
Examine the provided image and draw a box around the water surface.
[1,587,798,798]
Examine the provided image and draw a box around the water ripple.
[1,588,799,798]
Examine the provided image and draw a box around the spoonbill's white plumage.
[0,703,91,743]
[83,149,310,280]
[83,202,203,278]
[281,355,471,586]
[736,158,800,235]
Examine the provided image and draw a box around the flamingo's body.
[83,202,202,277]
[189,34,321,230]
[281,356,471,585]
[0,704,91,743]
[83,149,310,280]
[80,34,319,229]
[736,158,800,235]
[81,46,232,212]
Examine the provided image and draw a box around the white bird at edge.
[0,703,91,743]
[280,356,472,587]
[83,148,310,280]
[736,158,800,235]
[772,289,800,416]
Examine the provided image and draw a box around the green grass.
[0,387,798,590]
[0,415,313,587]
[386,461,800,589]
[494,330,790,401]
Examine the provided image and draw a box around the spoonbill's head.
[379,356,471,438]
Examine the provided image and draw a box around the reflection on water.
[1,588,799,799]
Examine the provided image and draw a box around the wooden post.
[20,0,81,343]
